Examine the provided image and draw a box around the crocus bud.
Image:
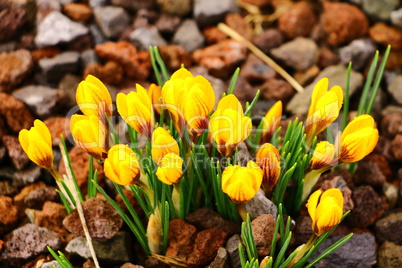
[256,143,281,191]
[259,101,282,144]
[147,83,162,114]
[310,141,336,170]
[151,127,180,165]
[155,153,183,185]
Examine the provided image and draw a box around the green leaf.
[227,67,240,95]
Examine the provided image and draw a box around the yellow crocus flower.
[104,144,140,186]
[221,161,263,204]
[76,75,113,118]
[18,119,54,169]
[162,68,215,136]
[151,127,180,165]
[70,114,108,160]
[306,78,343,146]
[209,94,252,156]
[307,188,343,236]
[259,101,282,144]
[340,114,379,163]
[155,153,183,185]
[147,83,162,114]
[310,141,336,171]
[256,143,281,192]
[117,84,154,139]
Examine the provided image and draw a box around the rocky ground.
[1,0,402,267]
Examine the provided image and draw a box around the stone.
[369,23,402,50]
[0,49,33,92]
[392,134,402,161]
[321,2,369,46]
[339,38,376,71]
[318,47,340,69]
[36,0,62,24]
[157,0,191,16]
[0,180,17,196]
[382,113,402,139]
[203,26,228,45]
[293,215,314,245]
[294,65,320,87]
[251,214,276,257]
[155,14,181,38]
[58,74,81,110]
[0,195,19,236]
[13,182,46,213]
[391,8,402,29]
[6,166,41,188]
[63,3,92,22]
[2,135,30,170]
[278,1,317,39]
[240,54,276,84]
[346,185,387,228]
[41,260,62,268]
[287,64,363,115]
[192,39,247,78]
[165,219,197,260]
[231,75,255,103]
[245,189,277,220]
[0,224,61,267]
[89,24,107,45]
[194,0,237,27]
[260,78,294,101]
[187,228,228,267]
[0,7,26,42]
[225,13,253,41]
[185,207,240,236]
[310,232,376,268]
[210,247,230,268]
[89,0,107,8]
[84,61,124,85]
[44,117,71,146]
[226,234,244,268]
[12,85,65,119]
[317,176,354,213]
[0,42,16,53]
[354,160,386,187]
[172,19,205,53]
[241,0,271,7]
[38,51,80,85]
[158,45,192,71]
[94,6,130,39]
[375,211,402,244]
[35,11,89,47]
[271,37,318,71]
[111,0,156,11]
[24,186,59,209]
[253,29,284,54]
[362,0,399,21]
[388,75,402,105]
[66,232,133,262]
[31,47,61,64]
[63,197,123,240]
[95,41,151,81]
[383,182,398,209]
[129,26,167,50]
[378,241,402,268]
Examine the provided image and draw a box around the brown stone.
[240,54,276,84]
[0,49,33,92]
[17,33,35,50]
[0,7,26,42]
[392,134,402,161]
[67,34,93,52]
[321,2,369,46]
[232,75,256,104]
[166,219,198,260]
[31,47,61,64]
[294,215,314,245]
[83,61,124,85]
[44,117,71,146]
[158,45,192,71]
[13,181,46,217]
[381,113,402,139]
[63,3,92,22]
[278,1,317,39]
[24,186,59,209]
[319,176,354,213]
[370,23,402,51]
[294,65,320,86]
[187,228,228,267]
[225,13,253,41]
[95,41,151,81]
[241,0,271,7]
[2,135,30,170]
[155,14,181,37]
[192,40,248,79]
[318,47,340,69]
[253,29,284,54]
[203,26,228,45]
[0,195,19,236]
[251,214,277,257]
[260,78,295,101]
[386,50,402,69]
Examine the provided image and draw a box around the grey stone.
[38,51,80,84]
[226,234,244,268]
[245,189,277,220]
[287,64,363,115]
[271,37,318,71]
[0,42,16,53]
[339,38,376,70]
[94,6,130,39]
[112,0,156,11]
[66,232,133,263]
[157,0,192,16]
[378,241,402,268]
[210,247,230,268]
[310,232,376,268]
[375,211,402,244]
[41,260,62,268]
[194,0,237,27]
[35,11,89,47]
[89,24,107,45]
[81,49,100,69]
[362,0,399,21]
[129,26,167,50]
[12,85,65,119]
[391,8,402,29]
[382,182,398,208]
[388,75,402,105]
[89,0,107,8]
[172,19,205,52]
[59,74,82,108]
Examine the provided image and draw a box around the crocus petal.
[310,141,336,170]
[341,114,375,141]
[155,153,183,185]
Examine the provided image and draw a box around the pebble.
[390,8,402,29]
[187,228,228,267]
[375,211,402,244]
[231,75,255,103]
[362,0,399,21]
[95,41,151,80]
[369,22,402,50]
[158,45,192,70]
[310,232,376,268]
[278,1,318,39]
[392,134,402,161]
[63,3,93,22]
[10,166,42,189]
[0,92,34,134]
[84,61,124,85]
[129,26,167,50]
[260,78,294,101]
[0,49,33,92]
[382,113,402,139]
[294,65,320,87]
[0,223,61,267]
[385,50,402,69]
[209,247,230,268]
[172,19,205,53]
[225,13,253,41]
[245,189,278,220]
[165,219,197,260]
[94,6,130,39]
[44,117,71,146]
[39,50,80,84]
[321,2,369,46]
[242,0,271,7]
[0,195,19,236]
[225,234,244,268]
[89,0,107,8]
[318,47,340,69]
[293,215,314,245]
[63,197,123,240]
[339,38,376,71]
[192,39,247,78]
[89,24,107,45]
[36,0,62,24]
[13,182,46,215]
[203,26,228,45]
[13,85,64,119]
[24,186,59,209]
[0,7,27,42]
[66,232,133,262]
[194,0,237,27]
[157,0,191,16]
[111,0,156,11]
[388,75,402,105]
[2,135,30,170]
[377,241,402,268]
[253,29,284,54]
[251,214,277,257]
[155,14,181,38]
[271,37,318,71]
[382,182,398,209]
[0,180,17,196]
[354,159,386,187]
[35,11,89,47]
[240,54,276,84]
[41,260,62,268]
